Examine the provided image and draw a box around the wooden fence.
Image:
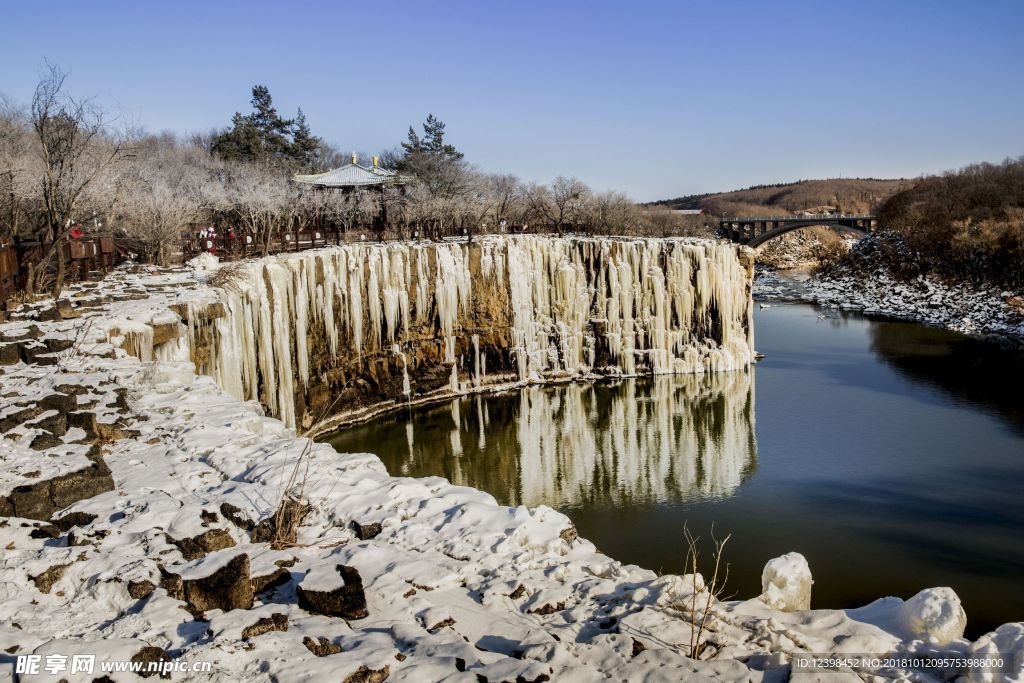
[0,237,123,306]
[182,229,351,261]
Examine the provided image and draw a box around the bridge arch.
[745,221,869,248]
[719,214,878,248]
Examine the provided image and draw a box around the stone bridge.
[720,214,878,248]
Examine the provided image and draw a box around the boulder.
[181,553,254,615]
[167,528,235,561]
[131,646,172,678]
[297,564,368,619]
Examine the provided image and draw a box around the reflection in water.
[868,321,1024,434]
[324,303,1024,638]
[326,370,758,510]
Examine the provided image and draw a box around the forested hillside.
[656,178,910,216]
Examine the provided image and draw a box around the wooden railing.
[0,236,124,306]
[182,229,349,261]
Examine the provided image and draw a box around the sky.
[2,0,1023,201]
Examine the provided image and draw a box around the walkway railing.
[182,229,351,262]
[1,237,124,305]
[720,213,876,222]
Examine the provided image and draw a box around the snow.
[299,563,346,593]
[0,244,1021,681]
[760,552,812,612]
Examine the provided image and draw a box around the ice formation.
[760,552,813,612]
[193,236,755,427]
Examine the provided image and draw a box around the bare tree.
[29,64,126,296]
[0,96,38,242]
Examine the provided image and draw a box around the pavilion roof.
[294,162,406,188]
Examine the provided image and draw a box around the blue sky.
[2,0,1022,201]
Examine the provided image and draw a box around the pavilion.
[293,154,408,234]
[293,153,406,190]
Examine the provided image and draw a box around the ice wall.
[193,236,755,428]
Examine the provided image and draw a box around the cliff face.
[181,236,756,430]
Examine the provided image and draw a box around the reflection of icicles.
[404,421,414,473]
[201,236,753,428]
[449,400,463,458]
[514,371,757,507]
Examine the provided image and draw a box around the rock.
[303,636,342,657]
[219,502,255,532]
[351,520,381,540]
[51,511,98,532]
[250,496,310,546]
[559,524,578,544]
[0,342,20,365]
[45,337,75,353]
[128,580,157,600]
[251,566,291,594]
[2,447,114,520]
[29,432,63,451]
[899,587,966,645]
[181,553,254,615]
[40,392,77,414]
[29,524,60,539]
[0,406,40,433]
[241,613,288,639]
[26,410,68,436]
[31,563,71,594]
[343,665,390,682]
[297,564,368,619]
[67,411,100,439]
[760,552,813,612]
[131,646,172,678]
[167,528,235,561]
[151,321,179,346]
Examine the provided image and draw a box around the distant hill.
[653,178,912,217]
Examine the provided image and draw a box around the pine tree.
[290,109,322,172]
[212,85,321,170]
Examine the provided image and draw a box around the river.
[322,302,1024,638]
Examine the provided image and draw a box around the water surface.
[323,303,1024,638]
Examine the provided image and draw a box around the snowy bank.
[0,238,1021,681]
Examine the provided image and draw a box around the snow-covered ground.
[754,266,1024,341]
[1,254,1022,682]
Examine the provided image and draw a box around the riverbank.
[754,266,1024,342]
[1,244,1021,681]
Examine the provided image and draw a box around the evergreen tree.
[401,114,462,162]
[212,85,323,171]
[291,109,322,171]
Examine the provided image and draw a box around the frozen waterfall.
[191,236,756,429]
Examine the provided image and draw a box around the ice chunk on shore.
[760,552,812,611]
[967,622,1024,682]
[902,586,967,644]
[847,586,967,645]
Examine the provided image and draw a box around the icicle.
[192,235,754,430]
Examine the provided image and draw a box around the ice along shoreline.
[1,236,1021,681]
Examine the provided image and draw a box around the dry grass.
[207,262,250,291]
[673,523,732,660]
